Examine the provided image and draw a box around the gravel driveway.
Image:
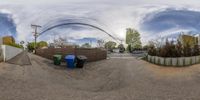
[0,53,200,100]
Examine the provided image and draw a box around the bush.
[148,43,156,56]
[7,43,23,48]
[193,45,200,56]
[159,47,167,57]
[143,45,149,51]
[176,40,183,57]
[183,43,192,57]
[147,39,200,57]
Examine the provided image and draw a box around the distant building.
[178,34,198,47]
[40,46,48,49]
[198,34,200,46]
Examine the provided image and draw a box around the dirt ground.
[1,53,200,100]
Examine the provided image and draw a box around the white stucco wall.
[1,45,23,61]
[0,47,3,62]
[0,38,3,61]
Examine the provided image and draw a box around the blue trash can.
[65,55,76,68]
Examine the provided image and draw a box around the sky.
[1,0,200,45]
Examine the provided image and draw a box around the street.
[0,53,200,100]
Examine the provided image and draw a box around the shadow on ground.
[6,51,31,66]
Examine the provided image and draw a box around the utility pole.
[31,24,41,54]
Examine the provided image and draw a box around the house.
[198,34,200,46]
[2,36,15,45]
[179,34,199,47]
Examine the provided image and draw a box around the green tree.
[126,28,134,44]
[27,42,35,52]
[126,28,142,51]
[81,43,91,48]
[127,44,132,52]
[37,41,48,48]
[27,41,48,52]
[104,41,116,50]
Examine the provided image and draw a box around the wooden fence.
[36,47,107,62]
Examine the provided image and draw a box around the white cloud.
[2,0,200,6]
[1,1,200,45]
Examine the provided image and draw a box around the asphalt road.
[6,51,31,66]
[0,53,200,100]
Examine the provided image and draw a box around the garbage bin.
[65,55,76,68]
[53,55,62,65]
[76,55,87,68]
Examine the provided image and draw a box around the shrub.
[193,45,200,56]
[147,43,156,56]
[176,40,183,57]
[147,39,199,57]
[170,41,178,57]
[183,43,192,57]
[158,40,178,57]
[159,47,167,57]
[7,43,23,48]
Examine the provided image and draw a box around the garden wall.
[1,45,23,61]
[36,47,107,62]
[147,55,200,66]
[0,48,3,62]
[0,38,2,62]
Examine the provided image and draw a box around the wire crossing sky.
[1,0,200,44]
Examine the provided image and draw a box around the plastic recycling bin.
[53,55,62,65]
[65,55,76,68]
[76,55,87,68]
